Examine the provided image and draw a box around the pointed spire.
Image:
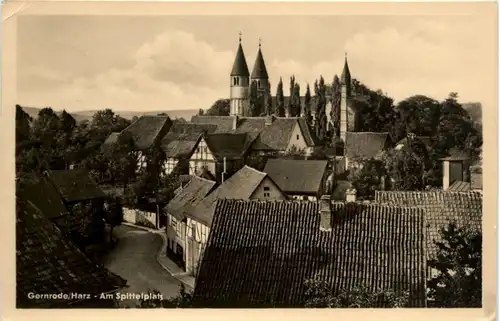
[251,37,269,79]
[340,52,351,85]
[231,32,250,77]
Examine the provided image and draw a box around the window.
[264,192,270,198]
[296,134,300,140]
[258,80,261,88]
[233,77,240,86]
[171,217,177,229]
[263,186,270,191]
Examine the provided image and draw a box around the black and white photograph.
[5,1,495,313]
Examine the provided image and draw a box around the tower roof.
[340,54,351,85]
[231,42,250,77]
[251,45,269,79]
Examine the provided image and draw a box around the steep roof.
[231,43,250,77]
[340,57,351,85]
[263,159,328,194]
[205,133,254,160]
[103,132,120,146]
[160,123,218,158]
[374,191,482,261]
[120,115,172,151]
[251,47,269,79]
[345,132,390,159]
[164,176,216,221]
[190,116,316,151]
[186,166,270,226]
[45,169,106,203]
[193,199,427,308]
[16,177,70,220]
[16,197,126,308]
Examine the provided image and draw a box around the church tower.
[250,39,269,93]
[339,53,352,142]
[230,33,250,116]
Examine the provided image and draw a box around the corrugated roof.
[120,115,172,151]
[16,196,126,308]
[345,132,390,159]
[231,43,250,77]
[193,199,427,308]
[186,166,269,226]
[263,159,328,194]
[46,169,106,203]
[165,176,216,221]
[374,191,482,261]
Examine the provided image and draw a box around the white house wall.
[123,207,158,229]
[189,138,216,176]
[286,122,310,153]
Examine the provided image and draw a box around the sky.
[17,13,496,113]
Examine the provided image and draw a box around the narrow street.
[103,225,183,307]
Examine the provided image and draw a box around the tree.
[249,80,260,117]
[385,137,429,191]
[264,82,273,116]
[60,110,76,134]
[427,223,482,307]
[205,99,230,116]
[304,279,410,308]
[330,76,341,137]
[197,108,204,116]
[291,82,301,117]
[276,78,285,117]
[304,84,312,125]
[16,105,32,144]
[314,76,327,142]
[107,131,137,190]
[137,284,193,308]
[287,76,296,116]
[131,116,139,123]
[348,158,387,199]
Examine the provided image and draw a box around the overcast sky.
[17,13,496,112]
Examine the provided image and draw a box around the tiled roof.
[231,43,250,77]
[16,197,126,308]
[103,132,120,145]
[205,133,254,160]
[251,47,268,79]
[448,181,471,192]
[16,177,70,219]
[193,199,427,308]
[374,191,482,261]
[186,166,269,226]
[160,123,217,158]
[165,176,216,221]
[191,116,315,151]
[263,159,328,194]
[345,132,390,159]
[120,115,172,151]
[45,169,106,203]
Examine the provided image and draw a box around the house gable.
[189,137,216,176]
[286,121,309,152]
[249,176,287,201]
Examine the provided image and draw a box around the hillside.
[19,106,198,123]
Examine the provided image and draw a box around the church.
[225,34,390,171]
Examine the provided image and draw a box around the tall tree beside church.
[264,82,273,116]
[314,76,327,142]
[291,83,301,117]
[304,84,312,125]
[287,75,296,116]
[330,75,341,137]
[276,78,285,117]
[249,80,260,117]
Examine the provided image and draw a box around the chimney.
[319,194,332,232]
[265,115,275,126]
[232,115,239,131]
[345,188,357,202]
[442,159,464,191]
